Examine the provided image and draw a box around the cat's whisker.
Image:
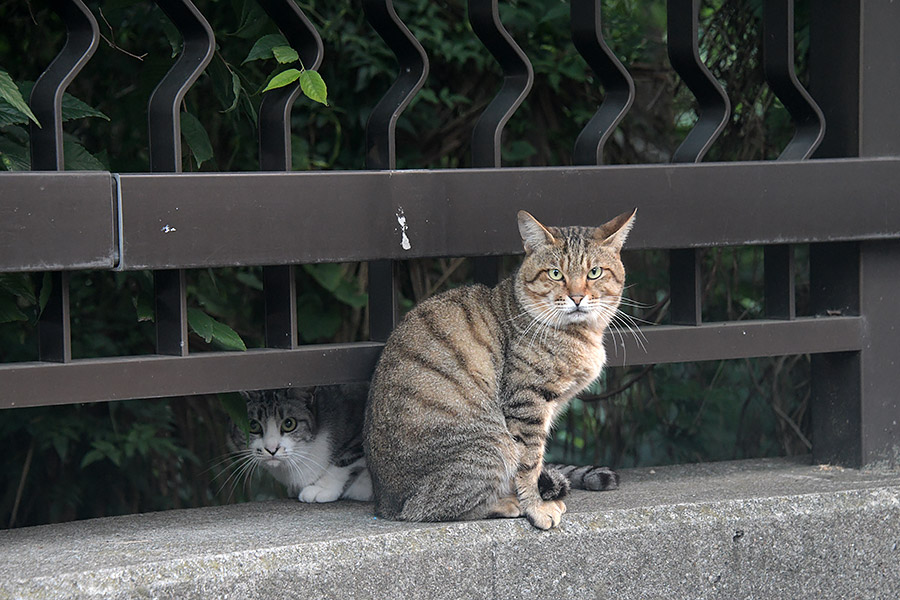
[215,454,258,497]
[501,300,546,324]
[612,310,648,353]
[286,451,329,479]
[605,317,623,350]
[516,305,557,350]
[207,449,256,475]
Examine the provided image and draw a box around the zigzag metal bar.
[362,1,428,340]
[29,0,99,171]
[571,0,635,166]
[763,0,825,161]
[468,0,534,168]
[28,0,98,364]
[257,0,323,172]
[666,0,731,326]
[667,0,730,163]
[762,2,818,321]
[256,0,323,350]
[148,0,215,173]
[149,0,213,357]
[363,0,429,170]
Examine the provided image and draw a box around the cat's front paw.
[523,499,567,530]
[298,484,341,503]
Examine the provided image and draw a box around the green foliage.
[0,69,39,126]
[180,111,214,168]
[187,308,247,352]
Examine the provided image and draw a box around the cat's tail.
[539,464,620,500]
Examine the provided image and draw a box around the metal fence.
[1,0,898,468]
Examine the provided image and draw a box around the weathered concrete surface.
[1,457,898,599]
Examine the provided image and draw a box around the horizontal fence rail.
[0,316,864,406]
[3,158,899,272]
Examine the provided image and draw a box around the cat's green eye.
[587,266,604,280]
[548,268,564,281]
[248,419,262,435]
[281,417,298,433]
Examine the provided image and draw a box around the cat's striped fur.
[364,209,635,529]
[229,385,373,503]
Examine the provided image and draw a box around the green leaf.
[235,271,263,291]
[63,139,105,170]
[271,45,299,64]
[180,111,214,168]
[161,19,182,58]
[80,449,105,469]
[188,307,215,343]
[133,292,154,322]
[225,71,241,114]
[3,82,109,124]
[0,101,29,127]
[0,273,36,303]
[298,70,328,106]
[0,135,29,170]
[0,292,28,324]
[262,68,302,93]
[231,0,269,40]
[303,263,343,291]
[297,292,342,342]
[82,441,122,468]
[0,69,39,126]
[188,308,247,351]
[219,392,250,436]
[332,280,368,308]
[242,33,288,63]
[61,92,110,122]
[51,434,69,462]
[38,272,52,314]
[210,319,248,351]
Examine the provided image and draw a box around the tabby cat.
[229,385,373,502]
[364,209,635,529]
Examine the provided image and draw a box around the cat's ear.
[517,210,556,254]
[286,387,315,404]
[595,208,637,251]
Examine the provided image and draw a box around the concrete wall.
[2,457,898,599]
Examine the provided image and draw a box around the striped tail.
[541,463,620,500]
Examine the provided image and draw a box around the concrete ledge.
[2,457,899,599]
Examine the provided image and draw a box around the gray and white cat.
[228,385,373,503]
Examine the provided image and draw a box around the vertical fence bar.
[28,0,99,363]
[668,247,702,325]
[855,0,900,464]
[256,0,323,172]
[256,0,323,349]
[29,0,99,171]
[148,0,214,356]
[809,0,900,467]
[763,244,795,319]
[761,0,824,321]
[468,0,534,169]
[570,0,634,166]
[468,0,534,285]
[809,241,861,465]
[762,0,825,161]
[363,0,429,341]
[262,265,297,349]
[666,0,730,325]
[37,272,72,363]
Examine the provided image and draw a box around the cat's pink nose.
[570,295,585,306]
[265,447,278,456]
